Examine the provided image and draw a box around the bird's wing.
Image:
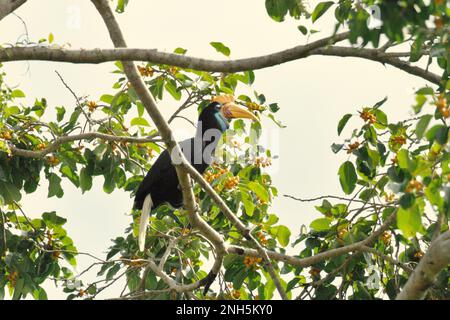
[134,138,194,209]
[134,149,173,209]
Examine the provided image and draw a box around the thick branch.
[396,231,450,300]
[0,40,440,85]
[0,0,27,21]
[312,46,440,85]
[8,132,160,158]
[182,163,288,299]
[90,0,226,295]
[227,210,397,267]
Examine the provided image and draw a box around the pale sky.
[0,0,438,299]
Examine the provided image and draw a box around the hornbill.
[134,95,258,252]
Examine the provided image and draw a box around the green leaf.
[265,0,288,22]
[48,33,54,44]
[245,71,255,85]
[12,278,24,300]
[373,109,388,129]
[100,94,114,104]
[103,173,115,194]
[240,188,255,216]
[60,165,79,187]
[116,0,129,13]
[297,25,308,35]
[397,205,422,238]
[311,1,334,23]
[269,103,280,113]
[11,89,25,98]
[247,181,269,202]
[106,264,120,281]
[210,42,231,57]
[410,34,424,62]
[435,126,449,145]
[80,168,93,193]
[173,47,187,55]
[359,189,377,201]
[56,106,66,122]
[164,80,181,100]
[4,106,20,117]
[397,149,416,173]
[399,193,415,209]
[130,117,150,127]
[0,182,21,204]
[276,225,291,247]
[267,114,286,128]
[415,87,434,95]
[373,96,388,109]
[338,161,357,195]
[48,173,64,198]
[415,114,432,139]
[331,143,345,154]
[43,211,67,226]
[310,217,332,231]
[337,114,352,136]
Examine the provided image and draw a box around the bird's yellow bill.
[221,102,259,121]
[212,94,235,104]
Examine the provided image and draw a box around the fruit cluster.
[346,141,360,154]
[87,101,98,112]
[168,66,178,75]
[231,290,241,299]
[309,267,321,278]
[391,135,407,147]
[203,166,229,184]
[243,256,262,269]
[383,193,395,202]
[137,65,154,77]
[1,130,12,140]
[256,231,268,246]
[405,179,423,193]
[254,157,272,168]
[46,155,60,166]
[359,110,377,124]
[337,228,348,239]
[224,176,240,190]
[37,143,46,151]
[245,101,264,111]
[181,228,190,236]
[380,231,392,246]
[7,271,18,288]
[435,94,449,118]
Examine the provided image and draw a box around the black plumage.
[134,99,257,253]
[133,102,229,211]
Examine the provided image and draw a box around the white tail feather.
[138,194,152,252]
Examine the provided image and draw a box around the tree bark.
[396,231,450,300]
[0,0,27,21]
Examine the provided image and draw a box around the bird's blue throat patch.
[214,112,229,132]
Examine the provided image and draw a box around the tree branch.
[0,39,440,85]
[396,230,450,300]
[227,210,397,267]
[182,163,288,299]
[0,0,27,21]
[90,0,226,295]
[8,132,160,158]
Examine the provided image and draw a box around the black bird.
[134,96,258,251]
